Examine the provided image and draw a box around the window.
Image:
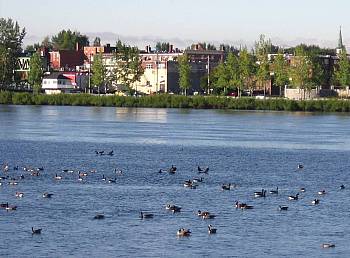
[146,64,153,69]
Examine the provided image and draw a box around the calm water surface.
[0,105,349,257]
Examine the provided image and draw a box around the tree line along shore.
[1,91,350,112]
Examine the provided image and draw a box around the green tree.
[226,52,240,93]
[113,42,144,95]
[178,54,191,95]
[212,62,229,94]
[255,34,271,96]
[0,18,26,89]
[290,46,312,99]
[273,51,289,96]
[51,30,89,50]
[239,48,255,97]
[334,48,350,88]
[28,52,43,94]
[91,53,108,94]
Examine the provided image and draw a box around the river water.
[0,105,349,257]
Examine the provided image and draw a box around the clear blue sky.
[0,0,349,48]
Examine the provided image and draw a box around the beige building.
[133,52,182,94]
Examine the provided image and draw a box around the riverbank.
[1,91,350,112]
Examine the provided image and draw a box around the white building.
[42,73,75,94]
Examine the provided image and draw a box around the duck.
[78,176,83,182]
[93,213,105,220]
[37,167,44,171]
[140,211,153,219]
[99,151,105,155]
[270,187,279,194]
[340,184,345,190]
[54,174,62,180]
[311,199,320,205]
[177,228,191,237]
[32,227,42,234]
[322,243,335,248]
[300,187,306,192]
[19,174,25,179]
[208,225,217,234]
[42,192,53,198]
[31,171,40,176]
[254,189,266,197]
[235,201,253,210]
[107,150,114,156]
[279,205,288,211]
[288,193,299,200]
[298,164,304,169]
[166,204,181,213]
[13,165,19,170]
[221,183,231,191]
[318,190,326,195]
[8,181,18,186]
[15,192,24,198]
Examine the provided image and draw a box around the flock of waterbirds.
[0,157,346,248]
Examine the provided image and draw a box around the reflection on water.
[115,107,168,123]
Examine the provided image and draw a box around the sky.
[1,0,349,49]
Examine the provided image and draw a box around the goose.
[54,174,62,180]
[235,201,253,209]
[208,225,217,234]
[279,205,288,211]
[177,228,191,237]
[3,164,9,172]
[13,165,19,170]
[318,190,326,195]
[340,184,345,190]
[15,192,24,198]
[32,227,42,234]
[31,171,40,176]
[78,176,83,182]
[93,213,105,220]
[184,180,193,188]
[221,184,231,191]
[311,199,320,205]
[322,243,335,248]
[166,204,181,213]
[269,187,278,194]
[254,189,266,198]
[37,167,44,171]
[90,169,97,173]
[192,177,203,183]
[19,174,25,179]
[300,187,306,192]
[198,166,209,174]
[8,181,18,185]
[102,175,106,181]
[42,192,53,198]
[108,178,116,184]
[298,164,304,169]
[5,203,17,211]
[107,150,114,156]
[99,151,105,155]
[202,213,216,219]
[288,193,299,200]
[79,172,88,177]
[95,150,99,155]
[168,165,177,174]
[140,211,153,219]
[114,169,123,175]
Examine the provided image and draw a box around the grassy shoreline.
[1,91,350,112]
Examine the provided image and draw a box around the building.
[42,72,75,94]
[49,49,86,71]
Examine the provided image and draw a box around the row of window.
[43,80,68,85]
[145,64,166,69]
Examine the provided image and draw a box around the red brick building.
[49,50,86,71]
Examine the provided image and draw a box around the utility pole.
[207,55,210,94]
[88,53,91,94]
[156,53,159,94]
